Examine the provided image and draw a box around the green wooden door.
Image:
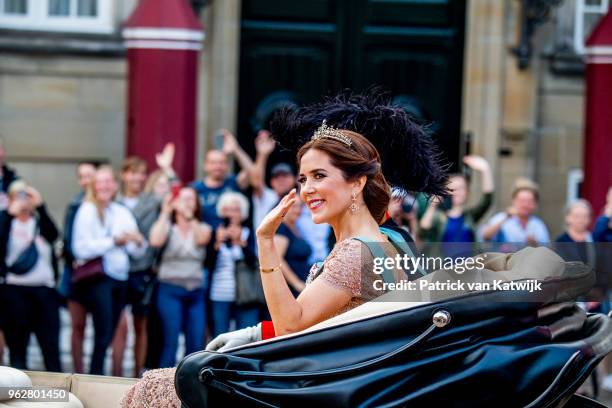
[238,0,466,169]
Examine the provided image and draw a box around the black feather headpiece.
[269,89,449,197]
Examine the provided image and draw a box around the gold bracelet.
[260,264,281,273]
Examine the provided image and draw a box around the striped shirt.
[209,227,249,302]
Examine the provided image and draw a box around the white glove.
[205,323,262,352]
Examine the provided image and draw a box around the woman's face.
[10,190,33,215]
[298,149,353,225]
[176,188,198,219]
[512,190,537,218]
[77,164,96,191]
[204,150,229,182]
[387,197,403,221]
[220,200,243,224]
[94,169,117,205]
[566,204,591,233]
[449,176,468,206]
[153,174,170,198]
[122,165,147,195]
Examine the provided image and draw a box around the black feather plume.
[269,89,450,197]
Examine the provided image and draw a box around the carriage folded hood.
[175,246,606,408]
[248,246,594,347]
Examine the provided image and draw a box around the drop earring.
[350,191,359,214]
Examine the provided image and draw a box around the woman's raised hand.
[155,143,175,172]
[256,188,297,240]
[27,187,43,207]
[255,130,276,156]
[160,194,174,217]
[462,155,490,173]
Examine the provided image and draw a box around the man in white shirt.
[480,180,550,246]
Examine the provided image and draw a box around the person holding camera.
[387,192,419,239]
[0,181,61,372]
[480,178,549,245]
[209,191,260,337]
[149,186,212,368]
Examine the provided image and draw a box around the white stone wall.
[535,64,585,238]
[462,1,587,239]
[0,54,127,224]
[0,0,587,239]
[0,0,139,224]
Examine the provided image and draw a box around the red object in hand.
[171,183,182,200]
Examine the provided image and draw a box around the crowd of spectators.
[0,133,610,387]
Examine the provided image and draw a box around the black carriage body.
[176,260,611,407]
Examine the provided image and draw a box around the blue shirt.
[277,223,312,283]
[481,211,550,244]
[593,216,612,243]
[441,215,475,259]
[191,176,240,228]
[442,215,475,243]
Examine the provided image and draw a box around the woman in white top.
[0,181,61,372]
[149,186,212,368]
[71,165,146,375]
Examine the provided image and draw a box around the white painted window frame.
[574,0,609,54]
[0,0,114,34]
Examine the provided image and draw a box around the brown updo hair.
[297,130,390,222]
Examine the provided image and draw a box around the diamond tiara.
[311,120,353,146]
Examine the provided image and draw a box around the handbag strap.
[19,216,39,249]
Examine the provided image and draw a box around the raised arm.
[463,155,494,194]
[481,210,513,241]
[155,142,178,180]
[30,187,59,244]
[593,194,612,241]
[251,130,276,196]
[149,195,173,248]
[221,129,254,191]
[419,197,440,231]
[463,155,494,222]
[257,189,351,336]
